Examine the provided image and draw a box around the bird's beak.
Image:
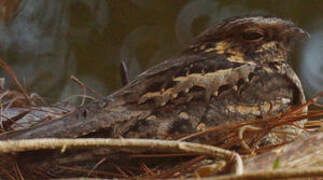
[291,27,310,40]
[303,30,311,40]
[282,26,310,48]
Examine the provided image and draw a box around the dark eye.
[242,29,264,41]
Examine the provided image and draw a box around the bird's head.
[188,16,309,64]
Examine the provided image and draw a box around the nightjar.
[0,16,308,142]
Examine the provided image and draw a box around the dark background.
[0,0,322,101]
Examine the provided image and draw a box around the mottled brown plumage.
[0,16,308,141]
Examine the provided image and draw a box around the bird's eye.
[242,29,264,42]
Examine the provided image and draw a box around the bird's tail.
[0,99,151,140]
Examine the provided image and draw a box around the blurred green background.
[0,0,322,101]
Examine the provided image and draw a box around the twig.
[87,157,106,177]
[14,162,24,180]
[0,58,33,105]
[120,59,130,86]
[312,92,323,108]
[48,167,323,180]
[113,164,129,178]
[141,163,154,176]
[0,138,243,175]
[70,75,104,98]
[156,155,206,178]
[238,125,262,153]
[198,167,323,180]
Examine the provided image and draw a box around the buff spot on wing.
[179,112,189,120]
[174,67,250,96]
[263,66,274,73]
[141,91,162,99]
[139,64,256,106]
[147,115,157,121]
[262,102,271,112]
[204,47,218,53]
[200,44,206,50]
[196,123,206,131]
[227,54,246,63]
[214,41,230,54]
[227,100,290,116]
[227,105,261,115]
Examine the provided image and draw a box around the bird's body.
[1,16,308,141]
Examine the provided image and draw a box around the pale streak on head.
[220,16,295,30]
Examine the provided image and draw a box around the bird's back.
[0,16,307,142]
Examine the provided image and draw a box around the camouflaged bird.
[0,16,308,140]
